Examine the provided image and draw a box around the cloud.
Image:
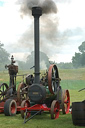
[10,52,30,62]
[55,0,71,3]
[0,0,85,63]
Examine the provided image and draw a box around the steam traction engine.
[0,55,28,115]
[20,7,70,123]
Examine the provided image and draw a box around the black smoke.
[18,0,57,16]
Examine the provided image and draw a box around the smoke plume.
[16,0,68,59]
[19,0,57,16]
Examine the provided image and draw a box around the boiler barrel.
[28,84,61,105]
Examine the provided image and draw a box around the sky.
[0,0,85,63]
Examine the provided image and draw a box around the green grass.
[0,70,33,88]
[59,68,85,80]
[0,90,84,128]
[0,113,80,128]
[0,68,85,128]
[70,90,85,104]
[61,80,85,90]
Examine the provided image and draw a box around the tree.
[72,41,85,68]
[17,60,27,70]
[0,43,10,70]
[78,41,85,53]
[72,52,81,68]
[81,52,85,66]
[26,51,50,69]
[57,62,73,69]
[0,43,10,63]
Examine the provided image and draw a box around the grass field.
[0,68,85,128]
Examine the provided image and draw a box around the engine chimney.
[32,7,42,84]
[28,7,46,103]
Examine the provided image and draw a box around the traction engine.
[0,55,29,115]
[20,7,70,123]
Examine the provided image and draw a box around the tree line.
[0,41,85,71]
[72,41,85,68]
[0,43,50,71]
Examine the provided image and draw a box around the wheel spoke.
[64,94,67,100]
[0,83,8,101]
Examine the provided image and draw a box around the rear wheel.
[50,100,60,119]
[4,99,17,116]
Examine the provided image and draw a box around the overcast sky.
[0,0,85,63]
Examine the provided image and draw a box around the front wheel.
[4,99,17,116]
[21,100,30,119]
[61,90,70,114]
[50,100,60,119]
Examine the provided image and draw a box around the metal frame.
[21,103,58,123]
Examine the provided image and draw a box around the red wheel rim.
[54,101,60,119]
[24,101,30,118]
[62,90,70,114]
[48,64,59,94]
[51,100,60,119]
[11,103,16,114]
[21,100,30,118]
